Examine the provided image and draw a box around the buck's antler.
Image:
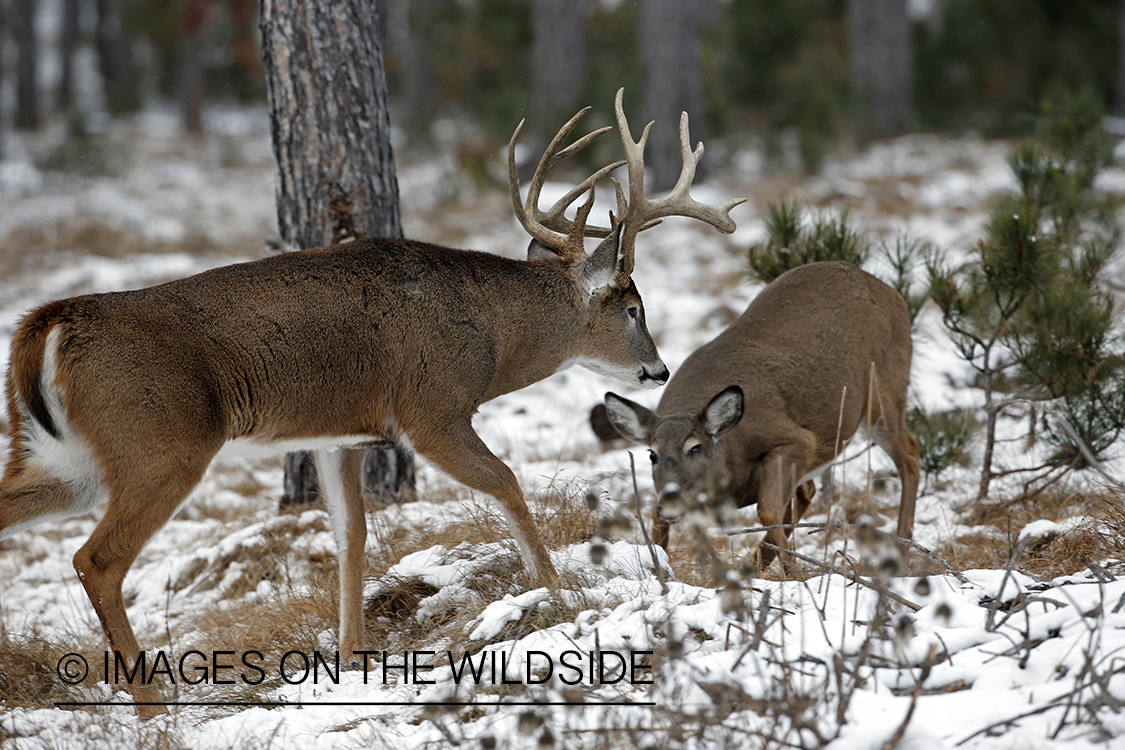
[508,107,626,261]
[610,87,747,281]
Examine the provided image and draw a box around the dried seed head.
[739,562,757,581]
[935,602,953,622]
[480,734,497,750]
[598,511,634,538]
[659,484,686,519]
[876,551,902,583]
[584,490,600,511]
[719,570,744,616]
[892,613,915,654]
[590,538,609,565]
[711,497,740,529]
[856,513,880,555]
[518,710,544,735]
[914,576,931,598]
[538,726,556,750]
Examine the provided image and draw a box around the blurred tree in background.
[0,0,1124,168]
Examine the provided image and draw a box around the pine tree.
[928,88,1124,499]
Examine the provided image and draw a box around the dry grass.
[0,634,93,711]
[935,488,1125,578]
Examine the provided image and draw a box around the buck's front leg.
[313,448,369,667]
[417,421,559,588]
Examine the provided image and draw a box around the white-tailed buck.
[0,89,744,715]
[605,261,920,574]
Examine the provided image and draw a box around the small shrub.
[907,406,978,483]
[748,200,869,283]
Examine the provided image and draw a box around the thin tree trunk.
[639,0,704,191]
[402,0,440,140]
[1117,0,1125,116]
[96,0,139,113]
[978,343,996,501]
[0,2,5,158]
[260,0,414,509]
[847,0,912,138]
[14,0,39,130]
[58,0,80,110]
[530,0,586,150]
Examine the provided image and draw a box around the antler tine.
[537,158,625,238]
[508,119,563,253]
[508,107,626,257]
[610,87,748,279]
[658,111,748,234]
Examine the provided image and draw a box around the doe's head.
[604,385,744,522]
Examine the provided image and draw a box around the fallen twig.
[758,542,921,612]
[728,520,968,583]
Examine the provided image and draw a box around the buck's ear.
[604,391,656,445]
[580,222,624,293]
[702,386,744,439]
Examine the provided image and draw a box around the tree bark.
[530,0,586,149]
[847,0,912,138]
[639,0,705,192]
[14,0,39,130]
[260,0,414,509]
[58,0,80,110]
[0,2,5,158]
[1117,0,1125,116]
[401,0,441,141]
[96,0,140,113]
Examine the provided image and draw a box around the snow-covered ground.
[1,105,1124,749]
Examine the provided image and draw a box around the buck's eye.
[648,450,658,464]
[627,306,638,319]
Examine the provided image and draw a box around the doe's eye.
[627,306,638,319]
[689,444,704,457]
[648,450,658,464]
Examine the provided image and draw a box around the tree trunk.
[58,0,80,110]
[402,0,441,141]
[0,2,5,158]
[530,0,586,150]
[180,2,208,136]
[14,0,39,130]
[1117,0,1125,116]
[260,0,414,509]
[847,0,912,138]
[639,0,704,192]
[96,0,140,113]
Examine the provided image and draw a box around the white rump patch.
[19,328,108,519]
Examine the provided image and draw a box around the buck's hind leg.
[416,421,559,588]
[0,465,87,539]
[72,461,210,719]
[313,448,369,667]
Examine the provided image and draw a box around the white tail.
[604,261,920,574]
[0,89,743,716]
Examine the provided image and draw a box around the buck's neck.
[482,260,589,401]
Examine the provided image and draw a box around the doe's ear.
[604,391,656,445]
[580,221,624,293]
[702,386,744,440]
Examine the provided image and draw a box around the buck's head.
[604,386,745,523]
[509,88,744,390]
